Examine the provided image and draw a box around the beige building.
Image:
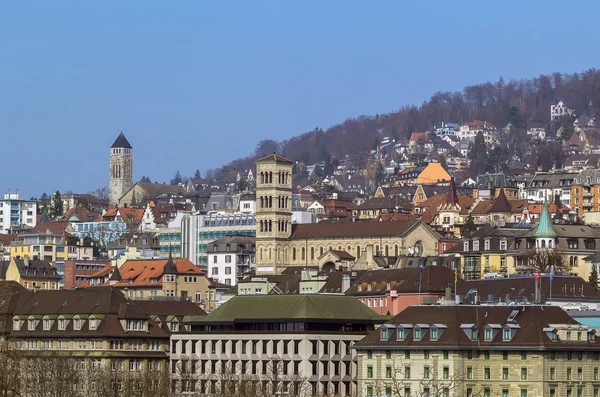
[170,294,384,396]
[355,305,600,397]
[255,155,441,274]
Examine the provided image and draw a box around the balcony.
[583,192,593,198]
[583,201,593,208]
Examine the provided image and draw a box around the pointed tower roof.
[111,131,133,149]
[533,201,557,238]
[163,246,178,275]
[488,188,512,213]
[130,189,138,208]
[108,265,122,282]
[446,177,459,205]
[39,209,51,224]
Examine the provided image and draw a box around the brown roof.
[31,220,71,236]
[131,299,207,317]
[61,207,102,222]
[414,193,474,223]
[103,207,144,225]
[409,132,429,144]
[345,267,457,297]
[329,250,355,261]
[256,154,294,164]
[356,196,412,211]
[373,213,417,222]
[488,188,511,213]
[355,305,595,349]
[470,198,528,215]
[290,220,422,240]
[458,275,600,303]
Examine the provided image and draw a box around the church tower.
[109,131,133,207]
[255,154,293,273]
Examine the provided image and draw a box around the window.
[213,256,217,264]
[423,351,429,359]
[484,239,490,250]
[550,366,555,380]
[484,328,492,340]
[397,328,404,340]
[28,318,35,331]
[225,267,232,275]
[473,240,479,251]
[211,267,218,275]
[520,390,527,397]
[431,328,438,340]
[225,255,232,263]
[405,351,410,359]
[567,367,572,380]
[443,351,449,359]
[424,366,430,379]
[366,386,373,397]
[595,367,599,380]
[521,367,527,380]
[484,367,490,379]
[43,318,50,331]
[577,367,583,380]
[502,367,508,380]
[466,366,472,379]
[386,366,392,378]
[89,317,97,331]
[521,351,527,360]
[414,327,421,340]
[503,328,511,340]
[367,366,373,378]
[405,366,410,379]
[443,366,449,379]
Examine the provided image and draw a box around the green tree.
[50,191,63,218]
[590,267,599,291]
[468,131,488,177]
[139,176,152,183]
[461,215,476,238]
[559,124,574,141]
[193,169,202,179]
[170,170,183,185]
[438,153,448,171]
[508,105,522,128]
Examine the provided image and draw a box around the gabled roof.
[488,188,512,213]
[256,154,294,164]
[90,258,202,287]
[111,132,132,149]
[345,267,457,296]
[12,258,61,281]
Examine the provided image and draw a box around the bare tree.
[516,248,570,273]
[90,186,110,202]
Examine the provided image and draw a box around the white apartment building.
[0,192,37,234]
[207,235,255,286]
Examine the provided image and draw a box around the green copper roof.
[533,202,557,238]
[184,294,380,323]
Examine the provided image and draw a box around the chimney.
[23,255,30,268]
[342,275,351,293]
[366,244,374,267]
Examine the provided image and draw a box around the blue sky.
[2,1,600,198]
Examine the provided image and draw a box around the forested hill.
[211,69,600,177]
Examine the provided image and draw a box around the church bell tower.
[109,131,133,207]
[255,154,293,272]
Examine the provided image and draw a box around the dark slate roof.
[256,154,294,164]
[111,131,133,149]
[290,220,423,240]
[13,258,61,281]
[355,305,595,349]
[457,275,600,303]
[488,188,512,213]
[184,294,380,323]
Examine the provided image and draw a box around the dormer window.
[58,317,66,331]
[464,241,469,252]
[484,328,492,340]
[170,320,179,332]
[380,327,389,341]
[28,317,35,331]
[12,317,20,331]
[500,239,507,251]
[484,239,490,251]
[397,328,405,340]
[43,316,51,331]
[89,316,97,331]
[74,316,82,331]
[589,330,596,342]
[461,324,477,340]
[414,327,422,340]
[430,327,438,340]
[503,328,511,340]
[473,240,480,251]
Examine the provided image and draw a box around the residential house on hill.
[307,199,356,220]
[354,196,413,220]
[459,120,498,146]
[103,207,145,231]
[551,99,575,121]
[0,256,61,289]
[526,171,576,206]
[118,182,186,207]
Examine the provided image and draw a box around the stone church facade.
[255,155,440,274]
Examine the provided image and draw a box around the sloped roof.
[184,294,379,323]
[355,305,592,349]
[256,154,294,164]
[111,132,132,149]
[488,188,512,213]
[91,258,202,287]
[356,196,413,211]
[12,258,61,281]
[290,220,423,240]
[136,183,186,198]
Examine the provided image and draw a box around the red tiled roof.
[409,132,429,144]
[256,154,294,164]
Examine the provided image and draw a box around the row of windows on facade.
[258,195,289,209]
[174,339,352,357]
[180,379,330,397]
[258,243,410,263]
[172,359,352,378]
[0,210,33,216]
[111,163,131,179]
[259,219,289,233]
[19,338,161,351]
[377,324,524,342]
[363,349,600,362]
[365,362,600,382]
[111,148,131,155]
[259,171,289,185]
[210,265,233,274]
[212,243,256,253]
[14,315,101,332]
[22,281,58,289]
[365,385,544,397]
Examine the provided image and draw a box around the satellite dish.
[408,247,414,256]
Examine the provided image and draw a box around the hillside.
[208,69,600,180]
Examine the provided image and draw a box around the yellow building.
[9,231,72,263]
[255,155,441,274]
[355,305,600,397]
[571,169,600,216]
[1,256,61,289]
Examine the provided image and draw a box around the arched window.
[541,240,546,248]
[268,220,272,232]
[549,239,553,248]
[269,172,273,183]
[259,220,263,232]
[320,247,324,256]
[301,247,305,261]
[414,241,424,256]
[375,245,380,255]
[394,245,399,256]
[311,247,315,260]
[385,245,389,256]
[357,246,361,257]
[293,248,297,261]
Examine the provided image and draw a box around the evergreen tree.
[193,169,202,179]
[590,267,599,291]
[50,191,63,218]
[468,131,489,177]
[170,171,183,185]
[139,176,152,183]
[439,153,448,171]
